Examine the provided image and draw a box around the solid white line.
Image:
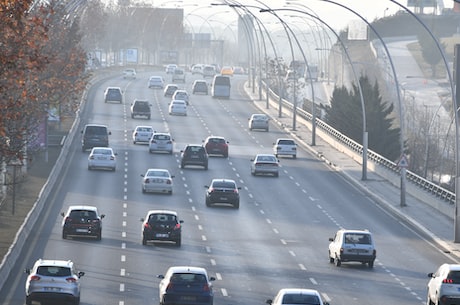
[216,273,222,280]
[120,283,125,292]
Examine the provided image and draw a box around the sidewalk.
[245,84,460,260]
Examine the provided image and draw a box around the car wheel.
[175,238,181,247]
[26,296,32,305]
[368,260,374,268]
[147,116,151,120]
[88,166,92,170]
[149,150,153,154]
[142,237,147,245]
[223,153,228,158]
[131,114,134,119]
[142,187,146,194]
[133,141,136,144]
[233,201,239,209]
[169,190,173,195]
[96,231,102,241]
[293,155,297,159]
[329,252,334,263]
[206,198,211,207]
[274,172,279,177]
[204,164,208,170]
[112,167,116,172]
[180,163,185,169]
[335,256,341,267]
[62,231,67,239]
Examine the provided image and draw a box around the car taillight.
[203,283,210,292]
[166,179,172,185]
[174,223,181,230]
[92,219,100,224]
[110,156,115,160]
[134,132,138,136]
[65,217,73,223]
[144,178,150,183]
[151,139,157,143]
[233,189,238,194]
[167,141,172,144]
[66,277,77,283]
[30,275,41,281]
[89,156,95,160]
[144,223,152,230]
[166,283,174,291]
[443,278,454,283]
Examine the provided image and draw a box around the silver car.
[148,76,165,89]
[149,132,174,154]
[248,113,269,131]
[250,154,279,177]
[25,259,85,305]
[141,168,174,194]
[87,147,117,171]
[133,125,154,144]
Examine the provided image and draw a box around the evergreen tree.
[326,75,401,161]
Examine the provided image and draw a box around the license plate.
[181,296,196,301]
[76,229,88,233]
[97,157,107,160]
[44,287,61,291]
[156,233,169,238]
[220,197,228,201]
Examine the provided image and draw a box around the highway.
[0,69,455,305]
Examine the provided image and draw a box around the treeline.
[0,0,88,164]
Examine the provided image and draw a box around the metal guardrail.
[265,85,456,205]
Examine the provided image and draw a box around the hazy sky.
[154,0,455,31]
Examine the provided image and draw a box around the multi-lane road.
[0,69,456,305]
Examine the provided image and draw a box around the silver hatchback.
[25,259,85,305]
[248,113,269,131]
[149,132,174,154]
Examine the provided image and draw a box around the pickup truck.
[130,100,151,119]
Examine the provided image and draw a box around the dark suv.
[130,99,151,119]
[205,179,241,209]
[61,205,105,240]
[81,124,110,152]
[180,145,208,170]
[104,87,123,103]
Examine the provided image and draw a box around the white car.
[169,100,187,116]
[149,132,174,154]
[328,229,376,268]
[148,76,165,89]
[88,147,117,171]
[141,168,174,194]
[273,138,297,158]
[266,288,329,305]
[250,154,279,177]
[171,89,190,105]
[248,113,269,131]
[165,64,177,74]
[427,264,460,305]
[133,126,154,144]
[123,68,136,79]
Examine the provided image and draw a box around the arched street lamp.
[260,6,368,180]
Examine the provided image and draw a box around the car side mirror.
[100,214,105,219]
[209,276,216,281]
[427,272,434,278]
[60,212,65,217]
[329,237,334,242]
[266,300,273,305]
[108,131,112,135]
[78,271,85,278]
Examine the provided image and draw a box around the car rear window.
[148,214,177,223]
[447,271,460,284]
[153,134,170,140]
[85,126,107,135]
[69,210,97,220]
[186,146,205,153]
[344,233,371,244]
[37,266,71,277]
[278,140,295,145]
[171,273,206,283]
[282,294,320,305]
[92,148,111,155]
[147,170,169,177]
[213,181,235,188]
[209,138,225,144]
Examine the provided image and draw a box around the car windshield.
[37,266,71,277]
[282,294,320,305]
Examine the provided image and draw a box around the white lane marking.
[281,239,287,245]
[195,215,200,220]
[121,255,126,262]
[266,218,271,224]
[120,269,125,276]
[202,235,207,241]
[121,242,126,249]
[206,246,212,253]
[120,283,125,292]
[221,288,228,297]
[198,225,203,230]
[289,250,296,257]
[273,228,279,234]
[309,278,318,285]
[210,259,216,265]
[216,273,222,280]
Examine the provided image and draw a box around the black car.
[180,145,208,170]
[141,210,183,246]
[158,266,215,305]
[61,205,105,240]
[205,179,241,209]
[192,80,208,95]
[130,99,151,119]
[81,123,111,152]
[104,87,123,103]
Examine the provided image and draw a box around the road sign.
[397,154,409,168]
